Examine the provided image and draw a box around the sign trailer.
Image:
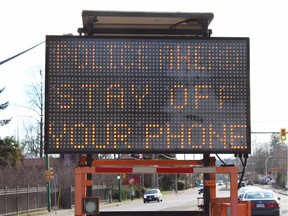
[44,11,251,216]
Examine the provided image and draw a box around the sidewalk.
[260,184,288,196]
[219,184,288,197]
[19,201,122,216]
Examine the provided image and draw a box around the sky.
[0,0,287,152]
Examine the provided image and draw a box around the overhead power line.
[0,41,45,66]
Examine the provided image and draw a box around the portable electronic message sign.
[45,36,250,154]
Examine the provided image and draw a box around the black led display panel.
[45,36,250,154]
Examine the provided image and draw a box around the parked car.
[198,184,204,194]
[217,180,224,186]
[239,181,246,188]
[241,189,280,216]
[268,179,276,185]
[257,177,266,185]
[143,189,163,203]
[246,180,254,186]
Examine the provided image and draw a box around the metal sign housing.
[45,36,250,154]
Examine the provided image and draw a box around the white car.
[242,189,280,216]
[143,189,163,203]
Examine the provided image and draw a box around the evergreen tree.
[0,136,22,167]
[0,87,11,126]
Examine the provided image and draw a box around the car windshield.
[244,191,275,199]
[145,189,158,194]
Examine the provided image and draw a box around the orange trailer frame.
[74,158,250,216]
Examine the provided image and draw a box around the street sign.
[45,36,250,154]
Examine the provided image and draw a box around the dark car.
[198,184,204,194]
[143,189,163,203]
[242,189,280,216]
[239,181,246,188]
[246,180,254,186]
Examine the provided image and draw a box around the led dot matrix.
[45,36,250,154]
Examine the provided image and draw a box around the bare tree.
[21,122,40,157]
[23,70,44,157]
[250,133,288,188]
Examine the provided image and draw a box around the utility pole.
[118,154,122,202]
[40,70,44,158]
[45,154,51,212]
[265,156,272,178]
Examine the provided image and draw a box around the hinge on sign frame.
[85,16,98,36]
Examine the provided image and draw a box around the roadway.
[101,188,200,212]
[22,184,288,216]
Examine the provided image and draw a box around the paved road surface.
[19,185,288,216]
